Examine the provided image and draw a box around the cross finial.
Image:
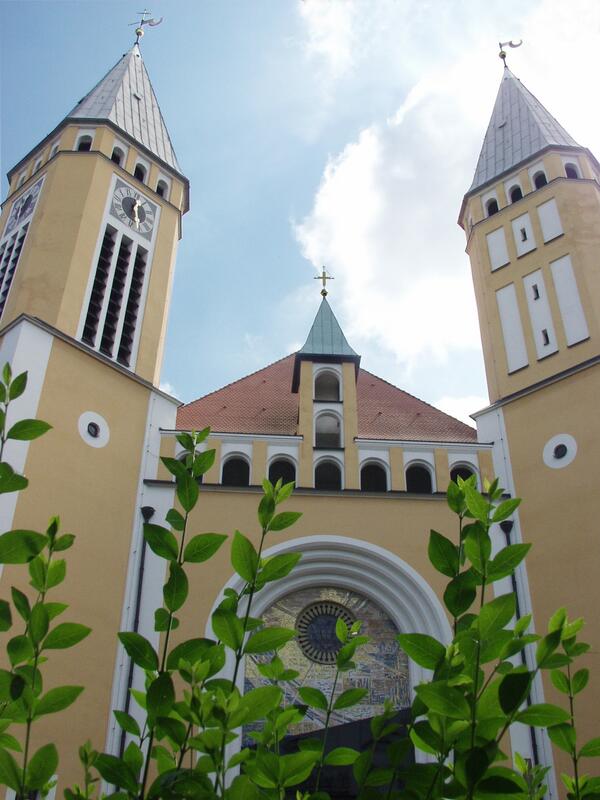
[129,9,164,45]
[314,266,334,297]
[498,39,522,67]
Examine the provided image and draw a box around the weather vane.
[498,39,522,66]
[129,9,164,45]
[315,266,334,297]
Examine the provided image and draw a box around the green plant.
[0,365,90,798]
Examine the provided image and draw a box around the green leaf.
[165,508,185,531]
[0,463,28,494]
[45,602,67,620]
[8,372,27,400]
[415,683,470,719]
[298,686,328,711]
[193,448,215,477]
[123,740,143,777]
[233,685,283,725]
[165,637,215,671]
[0,599,11,632]
[579,737,600,758]
[258,493,275,529]
[259,552,301,583]
[25,742,58,789]
[0,746,21,790]
[29,602,49,644]
[276,480,295,504]
[154,608,174,632]
[118,632,159,671]
[244,627,296,654]
[144,524,179,561]
[2,363,11,384]
[447,481,464,513]
[463,482,490,522]
[11,587,30,621]
[6,419,52,441]
[29,556,46,591]
[536,630,561,668]
[550,669,570,694]
[488,544,531,581]
[183,532,227,563]
[548,723,576,755]
[0,530,46,563]
[95,753,139,794]
[280,750,320,787]
[35,685,84,717]
[333,688,368,710]
[572,668,589,695]
[479,593,515,639]
[147,673,175,720]
[162,457,188,479]
[444,572,477,617]
[477,775,524,794]
[8,634,34,665]
[231,530,258,582]
[176,472,199,513]
[43,622,91,650]
[516,703,570,726]
[492,497,521,522]
[499,671,531,714]
[324,747,359,766]
[114,709,141,737]
[428,530,458,578]
[175,432,194,450]
[163,562,188,612]
[397,633,446,669]
[46,559,66,589]
[211,607,243,650]
[269,511,302,531]
[52,533,75,552]
[463,523,491,574]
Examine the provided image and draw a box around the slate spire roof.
[299,297,359,358]
[67,44,181,173]
[469,67,579,193]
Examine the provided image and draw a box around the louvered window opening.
[82,224,148,368]
[0,223,29,320]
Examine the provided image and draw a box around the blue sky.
[2,0,599,423]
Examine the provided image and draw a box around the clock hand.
[132,199,140,229]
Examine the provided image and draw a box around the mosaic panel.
[244,586,410,736]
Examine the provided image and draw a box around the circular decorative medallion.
[296,601,355,664]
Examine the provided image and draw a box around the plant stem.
[566,663,580,800]
[314,668,339,792]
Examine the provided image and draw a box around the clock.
[110,179,157,240]
[297,600,356,664]
[3,178,44,238]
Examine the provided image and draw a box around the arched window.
[268,458,296,486]
[222,457,250,487]
[405,464,433,494]
[314,371,340,401]
[486,198,499,216]
[565,163,580,179]
[156,179,169,198]
[77,135,93,152]
[134,163,147,183]
[533,171,547,189]
[111,147,125,166]
[450,465,474,484]
[509,186,523,203]
[360,463,387,492]
[315,413,341,448]
[315,461,342,490]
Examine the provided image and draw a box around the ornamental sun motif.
[245,586,410,737]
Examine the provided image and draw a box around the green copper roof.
[299,297,358,358]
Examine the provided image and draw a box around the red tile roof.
[176,354,477,443]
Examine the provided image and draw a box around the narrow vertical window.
[82,226,117,346]
[99,236,133,357]
[0,224,29,319]
[117,246,147,366]
[532,284,540,300]
[542,329,550,346]
[520,227,527,242]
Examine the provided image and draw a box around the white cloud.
[294,0,600,383]
[434,395,490,426]
[159,380,178,398]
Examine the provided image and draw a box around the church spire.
[66,44,181,174]
[468,67,579,194]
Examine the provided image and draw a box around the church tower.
[0,42,187,786]
[460,62,600,791]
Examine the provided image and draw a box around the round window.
[296,601,355,664]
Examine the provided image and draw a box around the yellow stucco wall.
[0,337,153,787]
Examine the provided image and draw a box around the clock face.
[110,180,157,239]
[4,178,44,238]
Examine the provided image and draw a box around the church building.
[0,35,597,799]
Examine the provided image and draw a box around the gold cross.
[314,266,334,297]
